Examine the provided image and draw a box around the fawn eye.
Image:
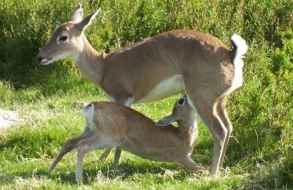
[178,98,185,105]
[57,34,69,44]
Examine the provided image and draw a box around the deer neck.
[76,35,105,85]
[178,120,196,132]
[177,119,197,148]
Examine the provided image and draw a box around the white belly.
[139,75,184,103]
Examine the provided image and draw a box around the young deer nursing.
[49,96,202,183]
[38,4,248,176]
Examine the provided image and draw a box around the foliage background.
[0,0,292,189]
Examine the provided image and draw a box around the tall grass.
[0,0,292,189]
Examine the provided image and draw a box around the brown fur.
[49,97,203,183]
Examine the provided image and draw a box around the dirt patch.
[0,109,21,129]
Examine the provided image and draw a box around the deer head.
[37,4,101,65]
[157,96,196,128]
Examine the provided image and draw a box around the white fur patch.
[108,97,134,107]
[139,75,184,102]
[71,3,83,23]
[185,96,200,146]
[41,52,76,65]
[186,96,201,121]
[123,97,134,107]
[223,34,248,96]
[224,59,244,95]
[190,122,198,146]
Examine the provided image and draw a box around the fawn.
[49,96,203,183]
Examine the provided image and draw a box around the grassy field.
[0,84,277,190]
[0,0,292,189]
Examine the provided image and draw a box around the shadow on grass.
[0,169,49,185]
[51,161,197,185]
[0,160,196,185]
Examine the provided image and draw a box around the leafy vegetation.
[0,0,292,189]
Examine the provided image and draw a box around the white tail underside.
[223,34,248,96]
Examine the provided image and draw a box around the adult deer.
[37,5,248,176]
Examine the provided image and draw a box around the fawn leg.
[49,132,91,173]
[98,148,122,165]
[99,148,112,161]
[178,156,205,172]
[76,145,90,184]
[113,148,122,165]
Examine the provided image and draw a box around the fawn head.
[37,4,101,65]
[157,96,196,127]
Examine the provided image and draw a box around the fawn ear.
[71,3,84,23]
[75,8,101,33]
[156,115,176,127]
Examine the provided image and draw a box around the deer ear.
[156,115,176,127]
[71,3,84,23]
[75,9,101,33]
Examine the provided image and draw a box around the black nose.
[37,55,43,63]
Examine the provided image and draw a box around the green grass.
[0,83,291,190]
[0,0,292,189]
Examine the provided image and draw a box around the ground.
[1,86,290,190]
[0,89,253,190]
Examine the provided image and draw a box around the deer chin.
[40,58,53,65]
[40,53,75,65]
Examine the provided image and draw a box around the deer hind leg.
[216,98,233,167]
[186,91,228,176]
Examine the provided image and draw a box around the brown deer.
[49,96,203,183]
[37,4,248,176]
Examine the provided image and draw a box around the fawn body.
[49,97,202,182]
